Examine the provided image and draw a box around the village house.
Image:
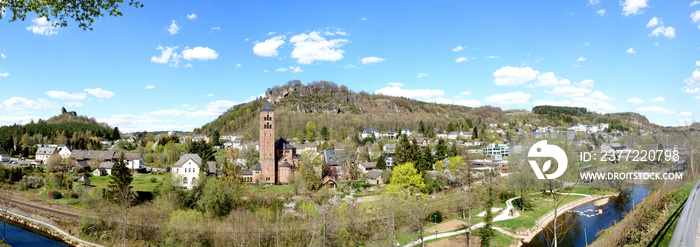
[58,146,73,159]
[359,161,377,173]
[324,149,355,179]
[171,154,203,189]
[35,147,59,162]
[402,128,413,136]
[365,170,384,185]
[381,130,398,139]
[359,127,379,139]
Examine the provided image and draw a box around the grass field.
[494,194,584,232]
[88,173,166,192]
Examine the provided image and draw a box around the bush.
[26,175,44,189]
[150,177,157,183]
[69,190,78,198]
[425,210,443,223]
[48,190,63,199]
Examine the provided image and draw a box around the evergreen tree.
[417,146,433,172]
[419,121,426,136]
[481,186,495,247]
[396,134,410,164]
[449,143,459,157]
[112,127,121,140]
[435,139,447,161]
[408,138,421,164]
[472,126,478,140]
[211,130,221,146]
[188,141,215,164]
[108,152,133,203]
[376,155,387,170]
[320,126,329,140]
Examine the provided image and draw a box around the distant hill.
[0,107,117,151]
[197,81,659,141]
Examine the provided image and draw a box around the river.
[0,217,70,247]
[524,184,650,247]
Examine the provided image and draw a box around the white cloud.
[638,106,674,114]
[182,46,218,60]
[275,66,303,73]
[0,115,47,126]
[590,91,614,101]
[263,70,268,73]
[374,85,444,100]
[44,91,87,100]
[684,69,700,89]
[696,61,700,66]
[485,92,531,106]
[202,94,214,97]
[583,42,590,46]
[3,97,55,110]
[212,27,220,31]
[361,17,367,21]
[387,82,404,87]
[596,9,606,16]
[149,100,238,119]
[1,53,4,59]
[486,56,499,59]
[531,72,572,87]
[650,26,675,38]
[493,66,540,86]
[646,17,662,27]
[417,73,429,78]
[455,57,468,63]
[235,63,242,68]
[576,56,586,62]
[626,98,644,104]
[589,0,600,5]
[621,0,648,16]
[98,114,197,132]
[84,88,115,99]
[650,97,665,102]
[545,86,592,98]
[626,48,635,54]
[578,79,595,87]
[0,72,8,77]
[460,91,471,96]
[65,102,83,107]
[289,31,348,64]
[680,111,693,116]
[692,11,700,23]
[253,35,286,57]
[361,57,385,64]
[187,13,197,20]
[167,20,180,35]
[452,46,463,52]
[26,17,59,35]
[150,46,181,67]
[692,1,700,7]
[145,85,155,89]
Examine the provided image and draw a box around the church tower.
[259,100,276,184]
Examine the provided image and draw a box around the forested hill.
[197,81,657,141]
[0,108,118,151]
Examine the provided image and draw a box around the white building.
[172,153,202,190]
[58,146,72,159]
[359,127,379,139]
[35,147,58,162]
[484,144,509,161]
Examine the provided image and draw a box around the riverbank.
[521,193,617,244]
[2,202,104,247]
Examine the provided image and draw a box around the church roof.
[261,100,274,112]
[274,138,296,150]
[252,163,262,170]
[280,161,292,168]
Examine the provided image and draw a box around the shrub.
[48,190,63,199]
[69,190,78,198]
[425,210,443,223]
[151,177,157,183]
[26,175,45,189]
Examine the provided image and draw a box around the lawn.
[494,193,584,233]
[423,228,518,246]
[89,173,167,192]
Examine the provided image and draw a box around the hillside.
[197,81,658,141]
[0,107,117,151]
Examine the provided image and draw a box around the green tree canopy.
[387,162,425,194]
[1,0,143,30]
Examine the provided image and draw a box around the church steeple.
[261,100,274,112]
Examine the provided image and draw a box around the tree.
[416,147,433,172]
[448,156,463,171]
[188,141,215,165]
[435,160,443,170]
[387,162,425,194]
[396,134,410,164]
[435,139,447,161]
[376,155,386,170]
[480,186,495,247]
[472,126,478,140]
[1,0,143,30]
[112,127,121,140]
[306,121,316,141]
[320,126,329,140]
[108,152,133,247]
[211,130,221,146]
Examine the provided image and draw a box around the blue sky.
[1,0,700,132]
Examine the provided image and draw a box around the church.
[241,100,298,184]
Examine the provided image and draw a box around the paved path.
[403,191,603,247]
